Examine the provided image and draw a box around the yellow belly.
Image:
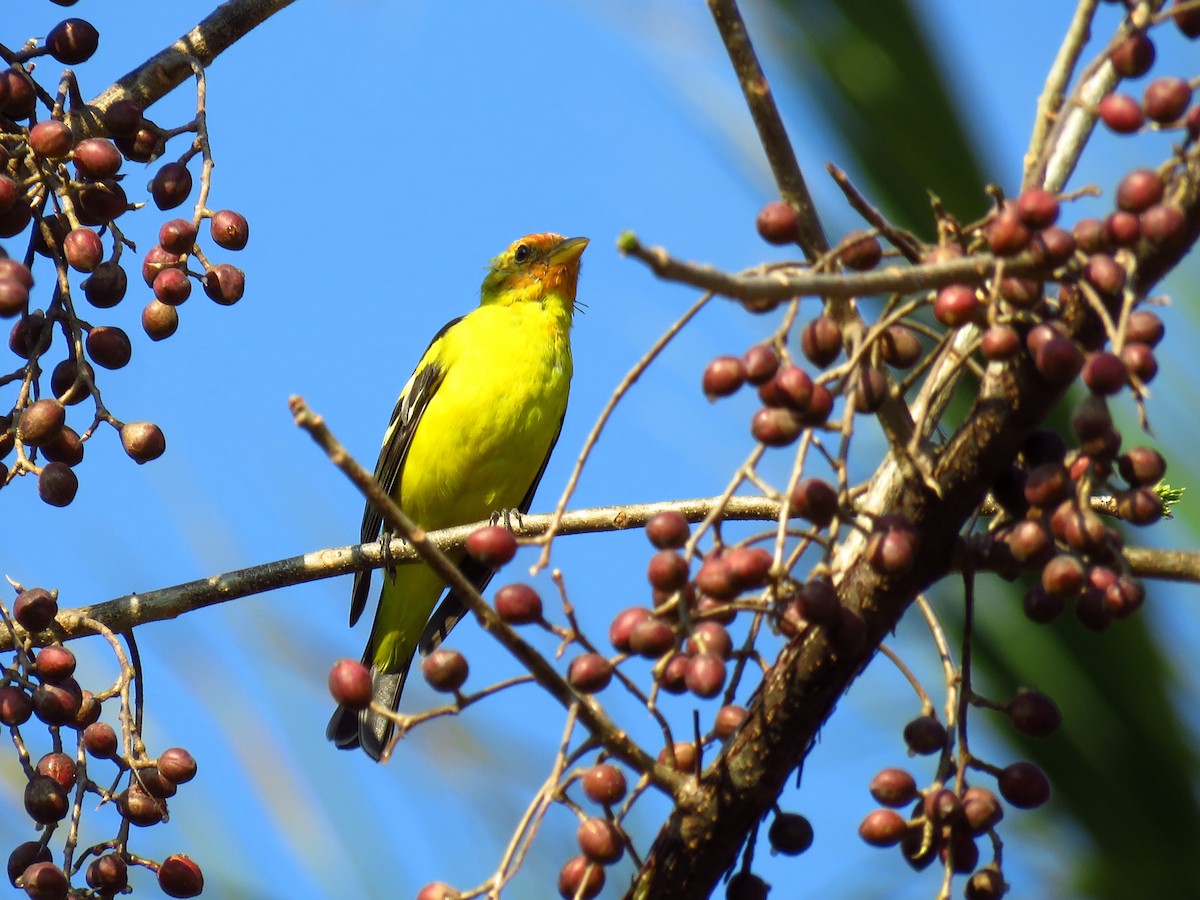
[371,301,572,672]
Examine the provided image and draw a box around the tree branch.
[68,0,297,128]
[618,231,1050,306]
[706,0,829,261]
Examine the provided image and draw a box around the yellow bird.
[328,233,588,760]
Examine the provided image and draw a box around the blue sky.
[2,2,1198,898]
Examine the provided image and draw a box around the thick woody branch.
[68,0,296,128]
[629,50,1200,900]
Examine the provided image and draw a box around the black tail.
[326,662,409,762]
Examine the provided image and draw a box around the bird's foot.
[489,508,524,530]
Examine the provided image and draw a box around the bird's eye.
[514,243,531,264]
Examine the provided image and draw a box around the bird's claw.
[489,508,523,531]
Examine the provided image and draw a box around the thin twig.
[707,0,828,261]
[288,396,689,799]
[1023,0,1102,187]
[619,231,1051,306]
[535,290,713,572]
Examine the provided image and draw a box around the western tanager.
[328,232,589,760]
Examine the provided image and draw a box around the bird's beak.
[548,236,589,267]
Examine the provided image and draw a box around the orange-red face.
[482,233,589,304]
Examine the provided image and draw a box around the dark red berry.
[82,261,128,307]
[39,462,78,506]
[1008,689,1062,738]
[1082,351,1127,395]
[985,207,1030,255]
[1,69,36,120]
[789,477,838,526]
[493,583,542,625]
[203,263,245,304]
[577,818,623,864]
[1118,446,1166,486]
[103,100,142,137]
[121,422,166,464]
[567,653,613,693]
[714,704,745,739]
[998,761,1051,808]
[36,752,77,790]
[86,325,132,369]
[1034,334,1084,384]
[1173,0,1200,37]
[25,775,69,824]
[858,809,907,847]
[1104,210,1141,247]
[328,659,372,709]
[934,284,980,327]
[869,768,917,807]
[557,856,604,900]
[703,355,746,399]
[8,842,52,889]
[83,721,118,758]
[609,606,651,653]
[210,209,249,250]
[1110,33,1156,78]
[838,230,881,270]
[151,162,193,210]
[157,747,198,784]
[86,855,128,893]
[73,138,122,179]
[742,345,779,386]
[158,854,204,898]
[903,715,946,755]
[153,267,192,306]
[879,325,922,369]
[465,525,517,566]
[115,126,161,162]
[769,812,814,855]
[801,315,842,367]
[1141,204,1186,246]
[647,549,689,592]
[14,587,58,632]
[962,786,1004,834]
[35,646,76,682]
[645,510,690,549]
[756,201,798,245]
[1016,188,1059,228]
[18,861,68,898]
[980,324,1020,361]
[1143,76,1192,123]
[158,218,198,254]
[684,653,726,698]
[0,686,33,725]
[1116,169,1164,213]
[143,300,180,340]
[421,649,468,692]
[29,120,74,159]
[19,398,66,446]
[1098,92,1145,132]
[582,763,626,805]
[46,17,99,63]
[750,406,802,447]
[629,616,676,658]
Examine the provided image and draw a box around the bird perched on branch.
[328,233,589,760]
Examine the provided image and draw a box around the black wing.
[416,408,567,655]
[348,316,462,626]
